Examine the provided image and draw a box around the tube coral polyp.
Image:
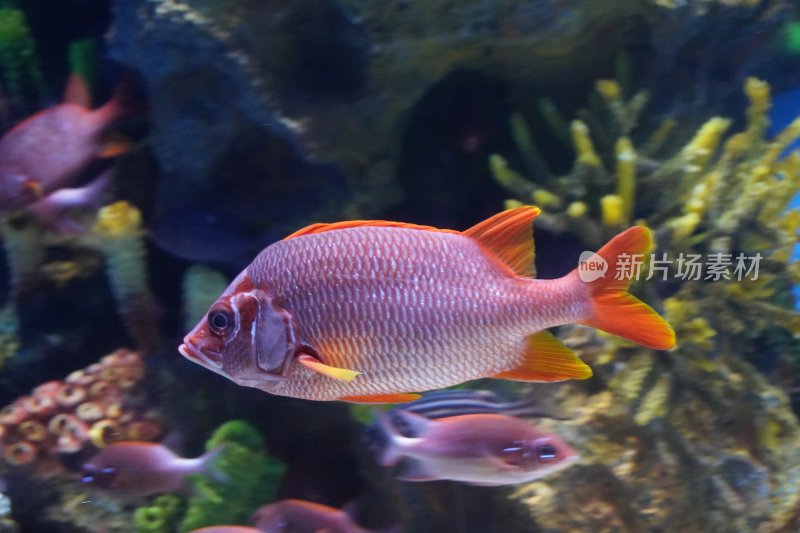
[0,348,162,469]
[93,202,160,353]
[571,120,601,168]
[615,137,636,223]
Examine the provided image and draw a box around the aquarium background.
[0,0,798,531]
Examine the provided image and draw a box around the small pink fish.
[0,74,125,211]
[252,499,377,533]
[81,441,224,499]
[367,411,578,485]
[180,207,675,403]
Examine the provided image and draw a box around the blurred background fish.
[363,410,578,486]
[148,200,277,272]
[252,499,389,533]
[0,74,127,212]
[81,441,225,499]
[386,388,569,423]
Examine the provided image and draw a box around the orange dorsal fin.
[284,220,458,240]
[577,226,676,350]
[493,331,592,382]
[340,393,422,404]
[63,73,91,108]
[463,206,540,278]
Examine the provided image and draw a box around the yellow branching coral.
[634,374,671,426]
[680,117,731,173]
[491,76,800,373]
[571,120,602,168]
[615,137,636,222]
[600,194,625,226]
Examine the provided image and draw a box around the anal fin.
[340,393,421,404]
[493,331,592,382]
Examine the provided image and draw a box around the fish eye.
[81,464,117,486]
[534,442,558,462]
[208,306,234,336]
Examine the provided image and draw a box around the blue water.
[771,87,800,307]
[771,89,800,213]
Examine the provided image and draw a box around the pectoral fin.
[493,331,592,382]
[297,354,360,381]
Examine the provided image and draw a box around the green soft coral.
[134,495,184,533]
[0,7,44,112]
[177,420,286,532]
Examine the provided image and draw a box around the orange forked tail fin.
[577,226,676,350]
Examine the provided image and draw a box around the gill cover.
[226,287,297,377]
[255,294,297,374]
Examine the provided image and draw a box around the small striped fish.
[392,389,567,423]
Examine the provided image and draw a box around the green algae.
[177,420,286,532]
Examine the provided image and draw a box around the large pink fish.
[180,207,675,403]
[0,74,125,211]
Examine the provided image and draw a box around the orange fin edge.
[340,393,421,404]
[284,220,458,240]
[98,136,132,158]
[463,206,540,278]
[493,330,592,382]
[578,226,676,350]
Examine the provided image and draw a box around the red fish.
[81,441,224,499]
[179,207,675,403]
[0,74,125,211]
[251,499,377,533]
[365,411,578,485]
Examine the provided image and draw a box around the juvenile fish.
[81,442,224,499]
[0,74,126,211]
[252,499,380,533]
[180,207,675,403]
[365,411,578,486]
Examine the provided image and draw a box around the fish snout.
[179,339,223,370]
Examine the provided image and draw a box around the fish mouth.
[178,342,222,370]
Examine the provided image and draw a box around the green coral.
[177,420,285,532]
[0,7,44,113]
[784,21,800,54]
[134,495,184,533]
[68,39,98,95]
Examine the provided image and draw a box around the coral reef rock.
[0,348,161,471]
[506,327,800,532]
[108,0,786,229]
